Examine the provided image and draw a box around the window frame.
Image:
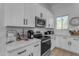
[56,15,69,30]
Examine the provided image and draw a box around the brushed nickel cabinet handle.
[18,50,26,55]
[68,41,72,46]
[23,19,25,25]
[34,44,39,47]
[73,39,78,41]
[70,42,72,46]
[63,37,67,39]
[31,53,33,56]
[68,42,69,45]
[68,41,70,46]
[48,24,50,27]
[26,19,27,25]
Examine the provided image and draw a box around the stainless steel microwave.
[35,16,46,28]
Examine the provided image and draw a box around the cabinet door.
[8,47,27,56]
[4,3,24,26]
[56,36,71,51]
[35,4,43,18]
[51,35,55,50]
[70,38,79,54]
[55,36,69,50]
[24,3,36,27]
[26,42,41,56]
[39,5,54,28]
[26,45,33,56]
[41,7,53,28]
[60,37,69,50]
[45,10,54,28]
[35,4,54,28]
[0,27,6,55]
[55,36,61,48]
[33,42,41,56]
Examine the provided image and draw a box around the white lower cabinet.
[32,42,41,56]
[51,38,55,50]
[26,42,41,56]
[62,37,79,54]
[51,36,55,50]
[8,47,27,56]
[0,45,4,56]
[55,36,72,51]
[69,38,79,54]
[55,35,79,54]
[55,36,61,48]
[60,37,69,50]
[8,41,41,56]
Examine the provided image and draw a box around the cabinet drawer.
[33,42,40,50]
[8,47,27,56]
[55,36,61,48]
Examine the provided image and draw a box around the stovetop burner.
[42,36,51,41]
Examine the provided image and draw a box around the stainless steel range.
[34,31,51,56]
[41,36,51,56]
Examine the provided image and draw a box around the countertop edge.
[7,39,41,52]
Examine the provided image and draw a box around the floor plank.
[50,47,79,56]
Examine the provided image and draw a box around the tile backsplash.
[7,27,54,34]
[6,26,54,43]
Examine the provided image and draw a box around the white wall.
[0,4,7,55]
[50,3,79,35]
[39,3,53,12]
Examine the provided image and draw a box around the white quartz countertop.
[55,34,79,38]
[7,39,41,51]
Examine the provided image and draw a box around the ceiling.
[39,3,79,16]
[39,3,53,12]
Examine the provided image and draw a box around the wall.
[50,3,79,35]
[0,4,7,55]
[39,3,53,12]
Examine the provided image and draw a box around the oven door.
[41,40,51,55]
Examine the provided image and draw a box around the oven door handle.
[42,39,51,43]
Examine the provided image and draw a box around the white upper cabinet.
[34,4,42,18]
[40,6,54,28]
[46,11,54,28]
[35,4,54,28]
[24,3,36,27]
[4,3,54,28]
[4,3,35,27]
[4,3,24,26]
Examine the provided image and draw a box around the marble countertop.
[55,34,79,38]
[7,39,41,51]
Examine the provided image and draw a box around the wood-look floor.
[50,47,79,56]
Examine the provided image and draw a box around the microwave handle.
[23,19,26,25]
[26,19,27,25]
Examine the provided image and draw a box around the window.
[56,16,68,29]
